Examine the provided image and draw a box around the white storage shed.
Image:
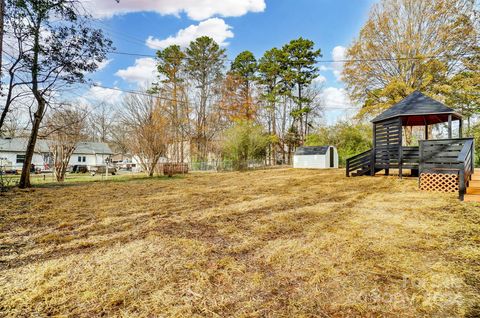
[293,146,338,169]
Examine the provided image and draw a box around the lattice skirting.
[420,173,459,193]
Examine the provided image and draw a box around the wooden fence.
[156,163,189,176]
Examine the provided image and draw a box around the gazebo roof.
[371,91,461,125]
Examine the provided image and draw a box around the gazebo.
[346,91,475,201]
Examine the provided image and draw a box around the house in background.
[0,138,113,172]
[69,142,113,170]
[0,138,51,171]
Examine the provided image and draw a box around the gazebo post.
[459,119,463,138]
[448,114,452,139]
[371,124,376,176]
[424,116,428,140]
[398,117,403,179]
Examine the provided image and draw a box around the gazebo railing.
[419,138,474,200]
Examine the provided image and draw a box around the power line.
[89,83,192,104]
[87,83,360,111]
[106,50,474,64]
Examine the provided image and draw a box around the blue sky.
[83,0,376,124]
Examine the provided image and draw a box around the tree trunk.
[271,100,277,165]
[19,15,42,189]
[0,0,4,80]
[19,98,45,188]
[298,83,305,143]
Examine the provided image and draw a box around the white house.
[293,146,339,169]
[0,138,51,171]
[0,138,113,171]
[68,142,113,169]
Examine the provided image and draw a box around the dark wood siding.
[374,118,401,169]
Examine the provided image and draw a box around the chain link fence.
[188,160,288,172]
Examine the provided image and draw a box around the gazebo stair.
[465,174,480,202]
[469,180,480,187]
[352,167,382,177]
[471,174,480,181]
[464,194,480,202]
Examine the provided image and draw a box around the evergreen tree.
[185,36,226,161]
[228,51,258,120]
[281,37,321,142]
[257,47,284,164]
[154,45,188,162]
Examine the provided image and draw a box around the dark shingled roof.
[295,146,330,156]
[371,91,461,124]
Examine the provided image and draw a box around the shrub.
[222,120,269,170]
[306,121,372,166]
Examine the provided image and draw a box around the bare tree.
[120,93,170,177]
[0,5,31,135]
[2,106,28,137]
[44,106,87,182]
[88,103,115,143]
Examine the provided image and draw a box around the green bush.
[222,120,269,170]
[305,121,372,166]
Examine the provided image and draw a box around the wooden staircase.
[464,174,480,202]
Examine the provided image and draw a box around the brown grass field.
[0,169,479,317]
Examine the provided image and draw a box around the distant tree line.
[142,36,324,169]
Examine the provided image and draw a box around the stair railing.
[458,139,474,200]
[346,149,373,177]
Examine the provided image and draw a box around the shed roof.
[371,91,461,125]
[295,146,331,156]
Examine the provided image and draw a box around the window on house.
[82,156,86,162]
[78,156,82,162]
[16,154,26,164]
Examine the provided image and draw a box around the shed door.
[330,147,334,168]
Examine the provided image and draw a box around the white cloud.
[313,75,327,85]
[89,86,123,102]
[146,18,234,49]
[78,85,123,106]
[115,58,157,87]
[331,46,346,80]
[318,65,330,72]
[83,0,266,21]
[321,87,355,109]
[96,59,112,71]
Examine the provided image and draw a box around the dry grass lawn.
[0,169,479,317]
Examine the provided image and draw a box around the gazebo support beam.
[459,119,463,138]
[424,116,428,140]
[398,117,403,179]
[448,114,452,139]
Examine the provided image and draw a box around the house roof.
[295,146,331,156]
[371,91,461,125]
[74,142,113,155]
[0,138,113,155]
[0,138,50,153]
